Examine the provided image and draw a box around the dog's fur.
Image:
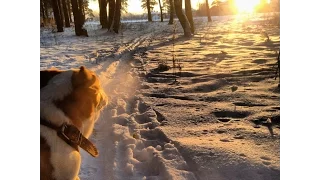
[40,66,107,180]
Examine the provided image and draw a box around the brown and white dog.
[40,66,107,180]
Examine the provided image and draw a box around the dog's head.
[71,66,107,114]
[41,66,107,137]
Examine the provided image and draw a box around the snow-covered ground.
[41,14,280,180]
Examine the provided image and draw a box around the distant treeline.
[122,0,280,20]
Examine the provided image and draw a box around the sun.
[234,0,260,13]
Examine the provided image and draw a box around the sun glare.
[88,1,99,12]
[234,0,260,13]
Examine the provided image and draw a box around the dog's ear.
[72,66,98,88]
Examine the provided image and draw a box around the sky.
[89,0,267,15]
[89,0,216,14]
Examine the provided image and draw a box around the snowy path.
[77,35,196,180]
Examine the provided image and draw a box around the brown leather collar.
[40,118,99,157]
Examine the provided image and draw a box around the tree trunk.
[174,0,191,37]
[71,0,81,33]
[71,0,88,36]
[62,0,71,27]
[51,0,64,32]
[113,0,121,33]
[185,0,194,34]
[43,0,49,25]
[40,0,46,26]
[168,0,174,25]
[147,0,152,22]
[78,0,85,25]
[40,0,45,18]
[205,0,212,22]
[57,0,64,27]
[82,5,86,20]
[98,0,102,25]
[108,0,115,29]
[99,0,108,28]
[158,0,163,22]
[67,0,73,23]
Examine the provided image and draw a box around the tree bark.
[98,0,102,25]
[62,0,71,27]
[78,0,85,25]
[44,0,50,25]
[185,0,194,34]
[71,0,88,36]
[99,0,108,28]
[205,0,212,22]
[51,0,64,32]
[174,0,191,37]
[57,0,64,27]
[108,0,115,29]
[158,0,163,22]
[40,0,46,26]
[147,0,152,22]
[168,0,174,24]
[41,0,45,19]
[66,0,73,23]
[113,0,121,33]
